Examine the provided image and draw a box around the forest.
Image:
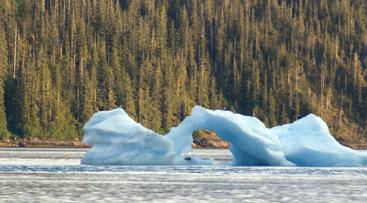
[0,0,366,146]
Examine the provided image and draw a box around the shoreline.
[0,140,367,150]
[0,139,231,149]
[0,138,365,150]
[0,139,89,148]
[0,142,231,149]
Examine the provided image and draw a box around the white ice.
[271,114,367,167]
[81,109,176,165]
[81,106,367,167]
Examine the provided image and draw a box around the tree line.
[0,0,366,144]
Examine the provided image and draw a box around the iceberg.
[81,109,176,165]
[81,106,367,167]
[271,114,367,167]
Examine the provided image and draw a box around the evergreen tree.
[0,24,10,138]
[0,0,365,145]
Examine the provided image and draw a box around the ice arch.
[81,106,367,167]
[166,106,293,166]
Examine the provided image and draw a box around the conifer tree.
[0,24,10,138]
[0,0,365,143]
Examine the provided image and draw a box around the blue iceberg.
[81,106,367,167]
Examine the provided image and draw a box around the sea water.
[0,148,366,202]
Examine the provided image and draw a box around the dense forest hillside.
[0,0,366,146]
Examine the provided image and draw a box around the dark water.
[0,148,366,202]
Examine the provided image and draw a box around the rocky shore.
[0,138,89,148]
[192,130,229,149]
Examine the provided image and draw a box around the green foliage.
[0,24,10,139]
[0,0,365,142]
